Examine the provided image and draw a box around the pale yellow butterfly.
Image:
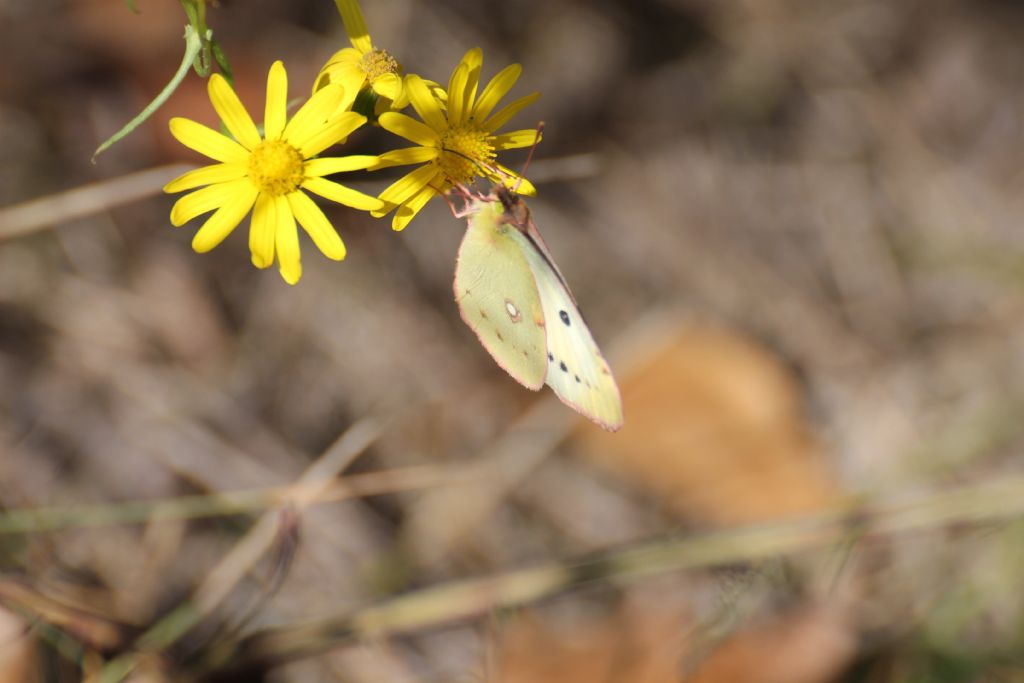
[453,185,623,431]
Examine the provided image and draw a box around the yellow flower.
[371,48,541,231]
[315,0,406,115]
[164,61,383,285]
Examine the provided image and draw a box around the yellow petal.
[335,0,372,54]
[288,191,346,261]
[492,128,542,151]
[391,183,437,231]
[297,111,367,158]
[335,69,366,111]
[460,47,484,112]
[163,163,247,193]
[446,62,470,127]
[405,75,447,133]
[208,74,261,150]
[482,92,540,133]
[490,164,536,196]
[472,63,521,122]
[321,47,364,71]
[264,61,288,141]
[377,163,439,206]
[371,72,403,101]
[369,146,437,170]
[191,184,258,253]
[306,155,380,177]
[378,112,438,147]
[169,178,251,226]
[169,118,249,163]
[249,192,275,269]
[274,197,302,284]
[302,176,384,211]
[282,84,344,147]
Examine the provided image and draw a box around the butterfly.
[452,184,623,431]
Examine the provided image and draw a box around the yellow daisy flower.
[164,61,383,285]
[314,0,406,115]
[370,47,541,231]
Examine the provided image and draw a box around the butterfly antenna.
[511,121,544,194]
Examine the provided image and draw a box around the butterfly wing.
[510,208,625,432]
[454,198,548,390]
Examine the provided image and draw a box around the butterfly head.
[495,184,531,226]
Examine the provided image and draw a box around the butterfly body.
[453,187,624,431]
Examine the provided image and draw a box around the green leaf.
[92,24,206,162]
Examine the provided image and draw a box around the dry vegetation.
[2,0,1024,681]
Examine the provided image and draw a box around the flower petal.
[306,155,380,177]
[249,192,275,268]
[482,92,540,133]
[191,184,258,253]
[169,117,249,163]
[489,164,536,196]
[376,163,439,207]
[169,178,251,226]
[405,75,447,133]
[379,112,439,148]
[282,84,344,146]
[492,128,542,151]
[288,191,346,260]
[273,196,302,284]
[459,47,484,112]
[369,146,437,170]
[392,183,437,231]
[264,61,288,141]
[371,72,402,101]
[472,63,521,122]
[446,62,470,127]
[208,74,262,151]
[164,163,247,193]
[335,0,372,54]
[303,176,384,211]
[297,111,367,158]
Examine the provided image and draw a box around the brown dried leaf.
[493,598,853,683]
[577,324,839,525]
[686,606,855,683]
[0,605,35,683]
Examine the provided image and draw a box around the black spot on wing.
[575,375,580,383]
[559,310,570,326]
[559,361,568,373]
[547,352,553,362]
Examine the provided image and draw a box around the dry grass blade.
[0,465,460,535]
[0,164,193,239]
[204,473,1024,674]
[93,418,384,683]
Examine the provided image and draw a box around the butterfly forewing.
[509,224,624,431]
[454,198,548,390]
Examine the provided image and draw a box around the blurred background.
[2,0,1024,680]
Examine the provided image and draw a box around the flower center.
[438,125,496,185]
[361,48,400,83]
[248,140,305,197]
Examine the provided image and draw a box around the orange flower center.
[248,140,305,196]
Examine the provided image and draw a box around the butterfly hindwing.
[454,198,548,390]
